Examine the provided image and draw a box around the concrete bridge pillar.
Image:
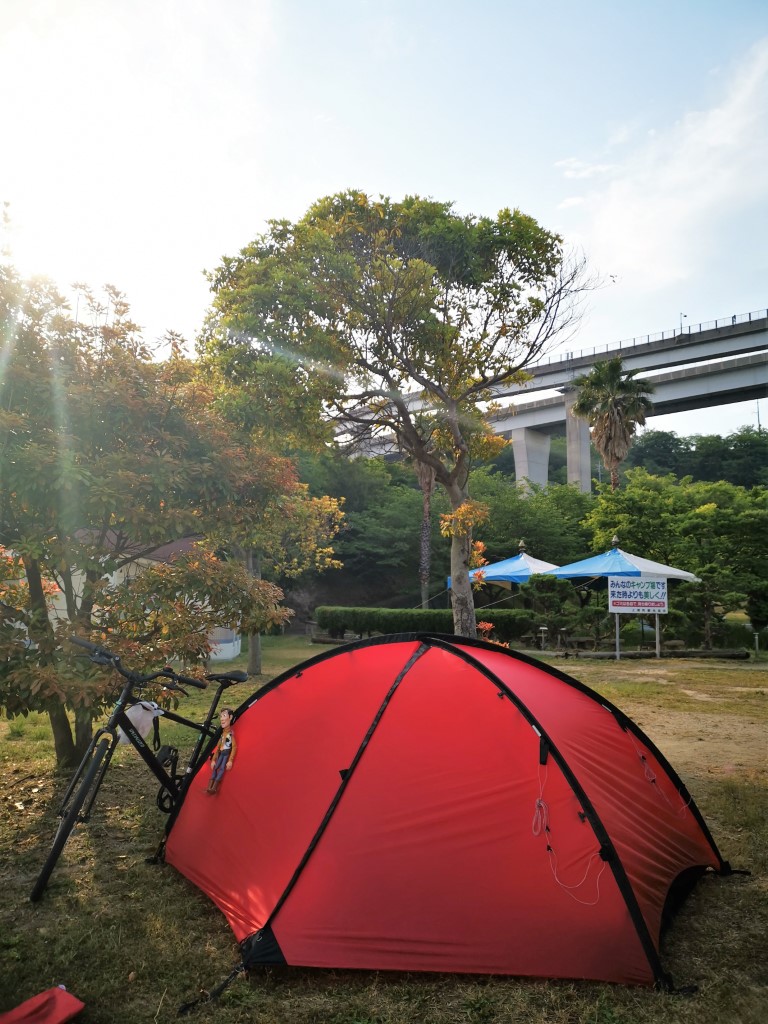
[510,428,551,489]
[564,389,592,492]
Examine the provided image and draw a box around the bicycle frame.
[31,636,248,902]
[57,671,233,824]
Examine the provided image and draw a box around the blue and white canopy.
[542,547,700,582]
[448,550,559,590]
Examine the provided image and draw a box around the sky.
[2,0,767,437]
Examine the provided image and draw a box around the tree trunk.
[248,632,262,676]
[702,600,713,650]
[416,463,436,610]
[245,550,263,676]
[48,702,77,769]
[605,457,621,491]
[23,554,78,766]
[438,466,477,640]
[449,530,477,638]
[74,707,95,760]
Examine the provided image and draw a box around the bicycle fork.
[58,727,119,823]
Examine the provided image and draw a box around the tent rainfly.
[165,634,730,989]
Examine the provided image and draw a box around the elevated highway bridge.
[490,309,767,490]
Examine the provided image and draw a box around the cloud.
[557,39,768,292]
[554,158,616,179]
[557,196,586,210]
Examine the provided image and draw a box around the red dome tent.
[165,635,727,988]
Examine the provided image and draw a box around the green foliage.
[624,429,694,478]
[689,427,768,488]
[585,469,768,648]
[512,575,586,641]
[201,190,591,637]
[315,606,452,637]
[289,454,451,610]
[571,356,654,490]
[95,548,292,665]
[625,426,768,488]
[313,606,538,641]
[470,469,594,564]
[0,266,303,754]
[746,583,768,632]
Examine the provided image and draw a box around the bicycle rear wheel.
[29,736,111,902]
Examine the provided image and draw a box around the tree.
[203,370,346,675]
[202,191,590,636]
[584,469,768,648]
[622,426,768,488]
[689,427,768,488]
[746,584,768,633]
[288,452,451,612]
[470,469,594,566]
[193,363,346,676]
[623,429,693,478]
[227,486,345,675]
[0,267,298,764]
[571,356,654,490]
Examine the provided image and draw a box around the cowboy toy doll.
[207,708,237,794]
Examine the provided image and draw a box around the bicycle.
[29,635,247,902]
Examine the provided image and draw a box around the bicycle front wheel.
[29,736,111,902]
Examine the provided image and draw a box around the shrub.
[313,607,538,642]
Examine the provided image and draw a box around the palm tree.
[571,356,654,490]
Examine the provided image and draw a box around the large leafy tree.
[689,427,768,488]
[202,191,590,636]
[571,356,654,490]
[0,267,298,764]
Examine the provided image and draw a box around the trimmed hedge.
[314,607,537,642]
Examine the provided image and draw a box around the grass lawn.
[1,636,766,1023]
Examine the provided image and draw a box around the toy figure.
[207,708,237,794]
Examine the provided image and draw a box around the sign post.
[608,577,669,659]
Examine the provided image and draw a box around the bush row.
[313,607,538,641]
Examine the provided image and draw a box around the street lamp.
[679,313,688,335]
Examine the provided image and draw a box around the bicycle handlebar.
[69,635,117,666]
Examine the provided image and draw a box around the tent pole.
[655,613,661,659]
[615,613,620,660]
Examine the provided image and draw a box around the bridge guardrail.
[537,307,767,368]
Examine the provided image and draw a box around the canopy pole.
[655,613,661,659]
[615,613,620,661]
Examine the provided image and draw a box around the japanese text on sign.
[608,576,668,614]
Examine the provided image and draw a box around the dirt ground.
[617,702,766,780]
